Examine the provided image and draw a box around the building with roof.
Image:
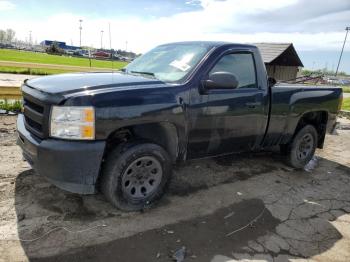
[40,40,80,51]
[254,43,303,81]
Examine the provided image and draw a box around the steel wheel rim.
[121,156,163,200]
[296,133,314,160]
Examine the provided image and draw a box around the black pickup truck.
[17,41,342,210]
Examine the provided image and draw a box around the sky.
[0,0,350,73]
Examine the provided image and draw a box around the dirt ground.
[1,115,350,262]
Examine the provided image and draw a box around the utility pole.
[100,30,104,49]
[79,19,83,47]
[108,22,113,69]
[125,40,128,52]
[28,31,32,47]
[335,27,350,76]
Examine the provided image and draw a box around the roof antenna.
[108,22,114,73]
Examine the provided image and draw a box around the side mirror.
[203,72,239,90]
[268,77,277,88]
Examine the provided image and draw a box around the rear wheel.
[284,125,318,169]
[101,142,171,211]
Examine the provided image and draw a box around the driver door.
[187,51,266,158]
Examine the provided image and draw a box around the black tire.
[101,141,172,211]
[284,125,318,169]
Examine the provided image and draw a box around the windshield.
[124,43,211,82]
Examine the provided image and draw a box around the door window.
[209,53,257,89]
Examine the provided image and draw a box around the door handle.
[178,97,186,110]
[245,102,261,108]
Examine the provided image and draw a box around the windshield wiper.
[130,70,155,77]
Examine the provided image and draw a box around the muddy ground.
[1,115,350,262]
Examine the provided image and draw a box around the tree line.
[302,69,348,77]
[0,29,16,44]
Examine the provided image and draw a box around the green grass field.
[343,98,350,111]
[0,49,127,69]
[343,86,350,93]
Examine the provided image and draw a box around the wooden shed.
[254,43,303,81]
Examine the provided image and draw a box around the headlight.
[50,106,95,140]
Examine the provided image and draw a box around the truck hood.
[25,72,164,95]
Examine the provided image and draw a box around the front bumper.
[16,114,106,194]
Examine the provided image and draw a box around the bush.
[0,99,22,113]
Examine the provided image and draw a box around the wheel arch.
[292,110,329,148]
[104,121,181,162]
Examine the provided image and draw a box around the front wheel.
[284,125,318,169]
[101,142,171,211]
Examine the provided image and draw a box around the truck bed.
[263,84,342,147]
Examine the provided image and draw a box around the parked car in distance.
[17,41,343,210]
[93,51,111,59]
